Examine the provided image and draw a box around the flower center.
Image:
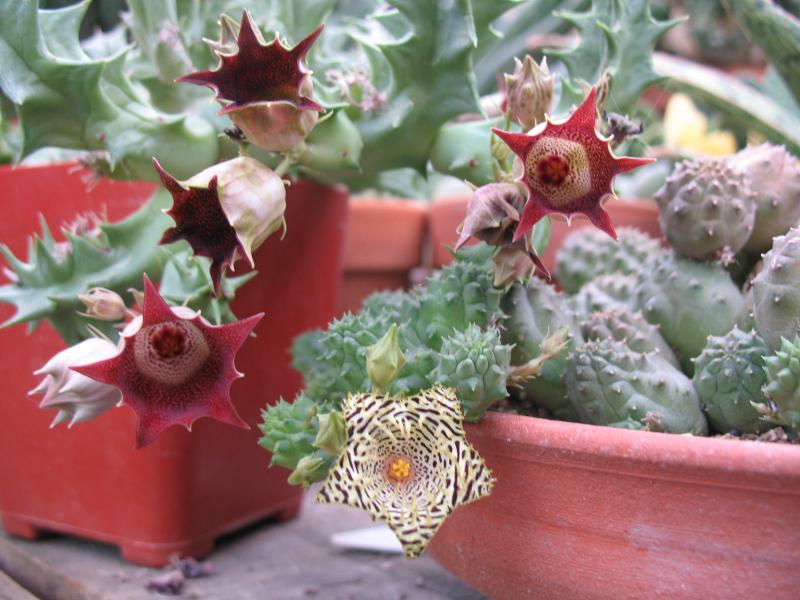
[151,324,187,359]
[134,320,210,386]
[525,136,591,208]
[536,155,570,186]
[387,457,412,483]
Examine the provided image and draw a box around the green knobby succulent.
[501,279,582,421]
[635,249,746,374]
[692,328,772,434]
[752,227,800,350]
[761,335,800,433]
[569,273,639,322]
[258,393,337,486]
[555,227,660,295]
[430,324,512,422]
[566,338,708,435]
[580,308,680,370]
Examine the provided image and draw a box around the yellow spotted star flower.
[316,387,495,558]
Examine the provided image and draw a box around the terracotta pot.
[0,163,348,566]
[429,195,662,272]
[429,412,800,599]
[338,198,428,316]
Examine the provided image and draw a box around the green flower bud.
[287,453,330,488]
[366,323,406,393]
[313,411,347,456]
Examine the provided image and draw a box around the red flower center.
[536,155,570,187]
[134,320,211,386]
[151,324,187,359]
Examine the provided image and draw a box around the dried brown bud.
[456,183,525,250]
[504,55,554,131]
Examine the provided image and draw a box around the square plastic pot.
[0,163,348,566]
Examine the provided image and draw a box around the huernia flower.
[72,275,263,447]
[155,157,286,296]
[29,337,122,428]
[493,87,654,242]
[317,387,495,558]
[178,10,323,152]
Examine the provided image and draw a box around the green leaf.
[653,52,800,156]
[0,0,219,181]
[0,190,175,345]
[548,0,682,115]
[729,0,800,106]
[346,0,482,178]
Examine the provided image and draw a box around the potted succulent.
[258,0,800,597]
[0,0,553,567]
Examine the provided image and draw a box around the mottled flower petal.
[73,275,263,447]
[493,87,654,242]
[316,387,494,558]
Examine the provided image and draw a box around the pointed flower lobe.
[493,87,654,241]
[72,276,263,447]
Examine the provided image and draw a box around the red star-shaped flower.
[493,87,654,241]
[155,160,242,296]
[72,276,264,448]
[177,11,323,113]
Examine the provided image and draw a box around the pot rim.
[467,412,800,490]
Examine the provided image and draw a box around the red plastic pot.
[428,412,800,599]
[429,195,662,272]
[0,163,348,566]
[338,198,428,316]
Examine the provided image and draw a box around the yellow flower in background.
[316,387,495,558]
[664,93,737,156]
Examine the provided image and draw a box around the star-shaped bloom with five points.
[493,87,654,242]
[73,275,263,447]
[316,387,495,558]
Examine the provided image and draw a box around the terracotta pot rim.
[470,412,800,480]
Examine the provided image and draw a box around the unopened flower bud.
[504,56,553,131]
[287,453,329,487]
[456,183,525,250]
[366,323,406,393]
[314,411,347,456]
[78,287,127,321]
[29,337,122,428]
[493,245,533,288]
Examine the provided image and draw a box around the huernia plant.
[3,0,799,566]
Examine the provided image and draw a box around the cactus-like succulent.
[730,143,800,253]
[762,336,800,432]
[258,393,336,486]
[556,227,661,294]
[655,156,756,262]
[635,250,746,373]
[414,246,504,351]
[692,328,772,434]
[501,279,581,420]
[258,393,321,471]
[569,273,639,322]
[430,325,511,422]
[580,308,680,370]
[0,192,173,345]
[566,338,708,435]
[302,311,385,406]
[752,227,800,350]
